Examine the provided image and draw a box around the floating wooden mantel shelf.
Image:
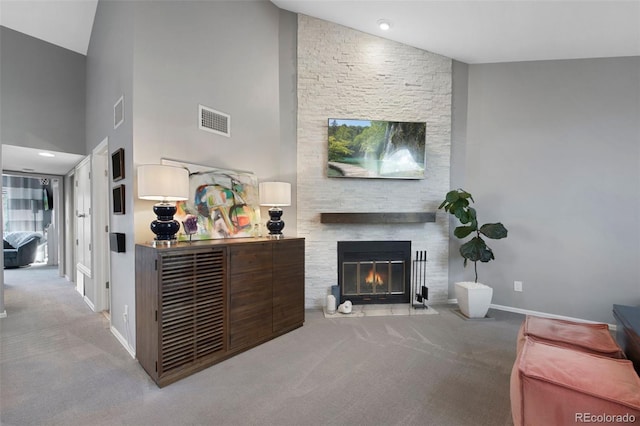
[320,212,436,224]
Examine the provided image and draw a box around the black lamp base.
[266,207,285,239]
[150,203,180,242]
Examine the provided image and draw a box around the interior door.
[75,156,91,294]
[92,139,110,314]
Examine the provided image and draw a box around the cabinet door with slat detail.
[158,248,226,377]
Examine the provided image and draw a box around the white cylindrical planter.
[326,294,336,314]
[455,281,493,319]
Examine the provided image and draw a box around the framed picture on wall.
[113,185,125,214]
[327,119,427,179]
[111,148,125,181]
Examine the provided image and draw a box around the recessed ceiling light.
[38,152,55,157]
[378,19,391,31]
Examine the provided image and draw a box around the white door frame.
[49,177,62,272]
[91,138,111,313]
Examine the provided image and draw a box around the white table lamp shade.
[138,165,190,201]
[259,182,291,206]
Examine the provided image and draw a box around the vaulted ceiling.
[272,0,640,64]
[1,0,638,63]
[1,0,638,174]
[0,0,98,55]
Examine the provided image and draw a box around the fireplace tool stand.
[412,250,429,309]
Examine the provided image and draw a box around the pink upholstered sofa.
[510,316,640,426]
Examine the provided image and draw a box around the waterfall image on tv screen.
[327,119,426,179]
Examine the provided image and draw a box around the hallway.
[0,264,144,425]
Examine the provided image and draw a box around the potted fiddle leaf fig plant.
[439,189,508,318]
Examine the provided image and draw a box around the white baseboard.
[110,325,136,359]
[447,299,616,330]
[83,296,95,312]
[489,303,617,331]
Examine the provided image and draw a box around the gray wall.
[85,0,135,348]
[86,0,298,353]
[449,60,469,296]
[278,9,298,192]
[132,0,297,240]
[457,57,640,323]
[0,26,86,154]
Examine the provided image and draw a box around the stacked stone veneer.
[297,15,452,308]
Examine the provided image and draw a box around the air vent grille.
[199,104,230,137]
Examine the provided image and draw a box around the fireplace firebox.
[338,241,411,305]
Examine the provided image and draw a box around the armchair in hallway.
[3,231,42,268]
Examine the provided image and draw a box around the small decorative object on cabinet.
[182,214,198,242]
[135,237,305,387]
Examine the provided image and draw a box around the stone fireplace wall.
[297,15,452,308]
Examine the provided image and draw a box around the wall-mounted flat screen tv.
[327,119,426,179]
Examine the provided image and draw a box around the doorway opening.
[2,174,61,267]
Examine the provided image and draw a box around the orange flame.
[365,269,384,286]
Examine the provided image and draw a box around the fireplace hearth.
[338,241,411,305]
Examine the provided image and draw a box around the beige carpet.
[1,264,521,426]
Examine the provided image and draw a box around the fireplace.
[338,241,411,305]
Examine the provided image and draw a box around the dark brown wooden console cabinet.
[135,237,304,387]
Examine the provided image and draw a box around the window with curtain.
[2,175,52,235]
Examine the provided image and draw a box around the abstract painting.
[162,159,261,241]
